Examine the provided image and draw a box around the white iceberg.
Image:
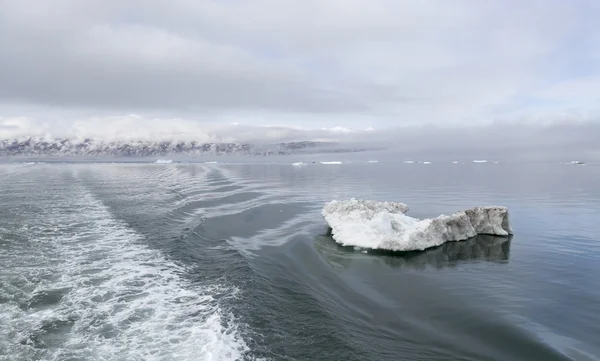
[322,199,512,252]
[473,160,488,163]
[367,160,379,163]
[292,162,307,166]
[320,161,343,165]
[154,159,174,164]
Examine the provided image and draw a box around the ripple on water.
[0,169,255,361]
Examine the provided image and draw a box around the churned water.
[1,161,599,360]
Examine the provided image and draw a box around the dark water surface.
[1,162,599,361]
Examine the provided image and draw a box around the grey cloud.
[360,121,600,161]
[1,113,599,161]
[0,1,368,113]
[1,0,594,124]
[1,0,600,174]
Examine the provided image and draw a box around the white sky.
[1,0,599,148]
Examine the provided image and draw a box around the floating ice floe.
[292,162,307,166]
[322,199,512,252]
[367,160,379,163]
[154,159,174,164]
[403,160,416,164]
[570,160,585,165]
[320,161,343,165]
[422,161,432,164]
[473,160,488,163]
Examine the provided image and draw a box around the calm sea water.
[1,160,599,361]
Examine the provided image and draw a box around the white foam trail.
[0,179,251,361]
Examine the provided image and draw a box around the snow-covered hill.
[0,138,374,157]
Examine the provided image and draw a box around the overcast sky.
[1,0,599,158]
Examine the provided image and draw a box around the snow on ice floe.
[403,160,432,164]
[322,199,512,252]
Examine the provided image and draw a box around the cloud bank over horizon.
[2,115,599,161]
[1,0,599,158]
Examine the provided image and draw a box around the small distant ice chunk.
[452,161,459,164]
[473,160,488,163]
[204,161,218,164]
[367,160,379,163]
[322,199,512,252]
[422,161,432,164]
[292,162,307,166]
[154,159,174,164]
[570,160,585,165]
[320,161,343,165]
[403,160,416,164]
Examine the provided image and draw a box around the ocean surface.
[1,159,599,361]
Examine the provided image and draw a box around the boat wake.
[0,172,252,361]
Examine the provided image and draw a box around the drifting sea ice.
[322,199,512,252]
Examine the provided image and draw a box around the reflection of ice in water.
[314,234,512,271]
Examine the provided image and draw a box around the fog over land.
[1,1,598,160]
